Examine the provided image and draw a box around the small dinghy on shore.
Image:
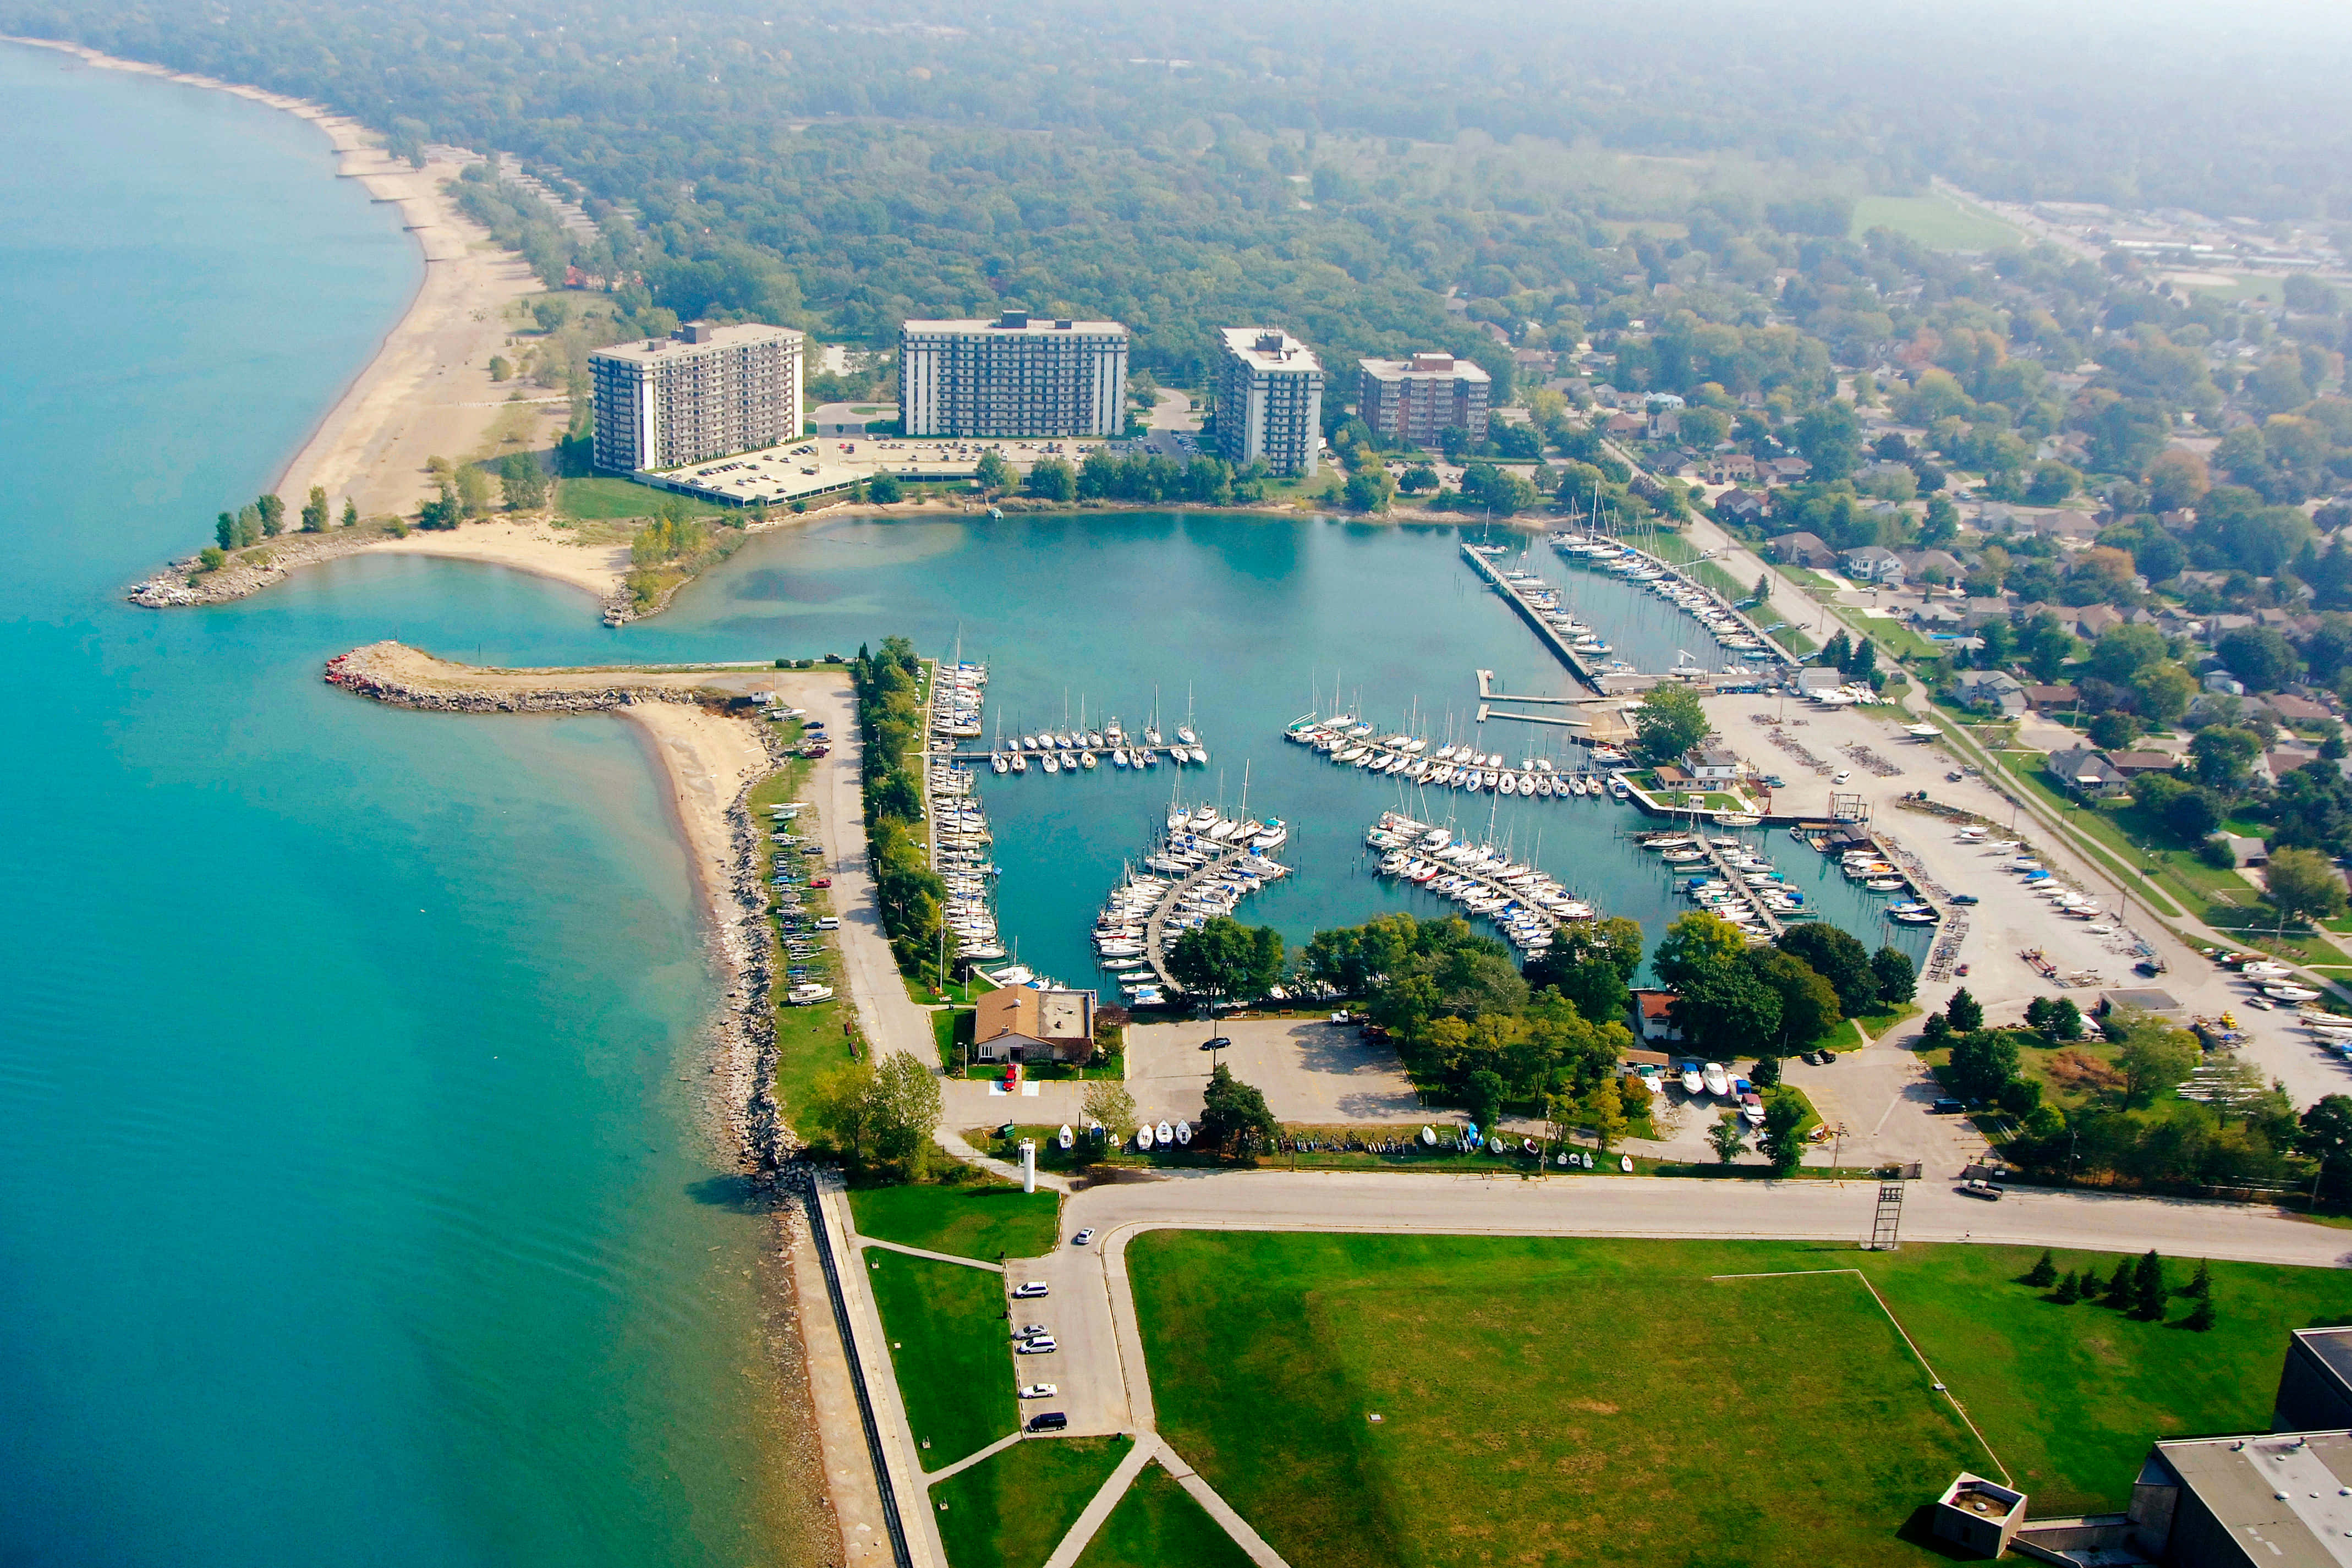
[1174,1120,1192,1146]
[1136,1123,1155,1150]
[1057,1124,1074,1150]
[1620,1154,1633,1173]
[1419,1125,1437,1146]
[1156,1120,1174,1145]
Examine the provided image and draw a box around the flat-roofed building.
[898,310,1128,437]
[1358,351,1492,447]
[590,321,804,473]
[1217,327,1324,476]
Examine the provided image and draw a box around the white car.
[1017,1336,1058,1355]
[1013,1281,1049,1298]
[1070,1229,1096,1247]
[1019,1383,1059,1399]
[1833,769,1852,783]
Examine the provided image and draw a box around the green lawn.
[848,1181,1063,1261]
[1130,1233,2352,1568]
[1073,1461,1253,1568]
[1851,194,2022,251]
[865,1251,1016,1466]
[933,1435,1131,1568]
[750,765,859,1126]
[557,474,734,521]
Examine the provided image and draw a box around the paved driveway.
[1126,1016,1427,1125]
[999,1240,1132,1439]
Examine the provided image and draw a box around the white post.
[1019,1139,1037,1194]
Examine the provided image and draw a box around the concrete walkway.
[857,1236,1005,1271]
[1039,1435,1161,1568]
[923,1428,1023,1483]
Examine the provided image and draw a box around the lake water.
[0,46,825,1568]
[0,43,1922,1567]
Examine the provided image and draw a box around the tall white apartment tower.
[898,311,1129,438]
[590,321,805,474]
[1216,327,1324,476]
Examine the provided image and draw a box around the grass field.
[557,474,734,521]
[1073,1462,1254,1568]
[933,1435,1130,1568]
[1851,194,2022,252]
[1130,1233,2352,1568]
[748,764,860,1130]
[848,1181,1063,1260]
[865,1251,1017,1466]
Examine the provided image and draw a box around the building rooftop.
[1361,351,1490,382]
[903,310,1126,336]
[2296,1329,2352,1395]
[2154,1431,2352,1567]
[593,321,801,363]
[1222,326,1323,373]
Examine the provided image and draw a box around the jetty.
[925,659,1006,963]
[1461,542,1603,689]
[1093,808,1292,1004]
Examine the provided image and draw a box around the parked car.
[1950,893,1980,905]
[1200,1035,1231,1052]
[1019,1384,1057,1399]
[1070,1229,1095,1247]
[1027,1412,1069,1432]
[815,917,840,930]
[1931,1097,1965,1115]
[1017,1337,1058,1355]
[1833,770,1852,783]
[1015,1323,1048,1338]
[1013,1281,1049,1299]
[810,876,832,888]
[1959,1179,2004,1201]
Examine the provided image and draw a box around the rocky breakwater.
[322,640,737,714]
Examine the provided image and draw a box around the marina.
[1365,810,1596,957]
[1549,530,1800,676]
[926,659,1007,962]
[1093,805,1293,1001]
[1283,711,1626,797]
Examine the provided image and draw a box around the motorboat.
[1057,1124,1074,1149]
[1174,1120,1192,1146]
[1156,1120,1174,1144]
[1136,1123,1155,1149]
[1680,1061,1704,1095]
[1703,1062,1731,1097]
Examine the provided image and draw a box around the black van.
[1027,1412,1068,1433]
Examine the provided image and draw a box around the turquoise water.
[0,46,822,1567]
[661,516,1928,990]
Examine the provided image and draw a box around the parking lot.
[1124,1015,1427,1126]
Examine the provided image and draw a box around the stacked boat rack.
[1285,714,1629,798]
[927,660,1006,963]
[1094,805,1292,1004]
[1366,811,1594,958]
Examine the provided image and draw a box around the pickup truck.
[1959,1178,2005,1202]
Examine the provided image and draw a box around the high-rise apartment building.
[898,311,1129,437]
[1357,351,1491,447]
[590,322,805,473]
[1215,327,1324,476]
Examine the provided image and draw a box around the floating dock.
[1461,543,1603,689]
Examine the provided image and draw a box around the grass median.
[849,1181,1062,1260]
[866,1250,1017,1467]
[1131,1232,2352,1568]
[1073,1461,1254,1568]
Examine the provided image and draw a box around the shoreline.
[5,36,564,612]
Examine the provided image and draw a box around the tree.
[1675,957,1782,1055]
[234,503,262,547]
[1750,947,1841,1050]
[1585,1074,1627,1150]
[1024,458,1076,501]
[2102,1259,2134,1308]
[216,512,237,551]
[1759,1091,1808,1175]
[1523,916,1644,1025]
[1200,1063,1278,1152]
[1945,988,1984,1032]
[1466,1068,1506,1132]
[1947,1029,2019,1103]
[2131,661,2195,726]
[1749,1054,1782,1088]
[2183,1259,2213,1301]
[2025,996,2085,1041]
[867,472,904,505]
[2025,1249,2058,1287]
[2185,1295,2217,1331]
[2112,1012,2198,1106]
[1082,1078,1136,1137]
[1653,911,1751,993]
[1344,465,1395,512]
[341,498,360,529]
[196,546,226,572]
[2190,726,2262,793]
[300,485,330,533]
[805,1058,879,1163]
[1794,401,1862,481]
[1168,917,1283,1004]
[2217,626,2299,693]
[973,449,1015,495]
[1870,946,1916,1007]
[1398,463,1439,494]
[1708,1116,1747,1165]
[488,354,512,382]
[498,452,549,511]
[2087,711,2139,750]
[418,487,462,530]
[2147,448,2210,513]
[256,492,286,536]
[2053,1269,2082,1304]
[2265,846,2348,929]
[2132,1249,2167,1319]
[871,1050,942,1174]
[1633,682,1709,764]
[1777,924,1879,1015]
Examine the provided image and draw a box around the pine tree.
[2025,1249,2058,1287]
[2185,1295,2217,1331]
[341,498,360,529]
[216,511,237,551]
[2185,1260,2212,1300]
[2104,1259,2135,1307]
[2053,1270,2081,1303]
[2133,1249,2167,1319]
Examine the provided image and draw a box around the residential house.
[2046,746,2128,797]
[1841,545,1906,585]
[971,986,1098,1066]
[2215,833,2269,868]
[1959,595,2015,628]
[1714,487,1769,525]
[1705,451,1758,484]
[1631,990,1684,1044]
[1764,456,1811,483]
[1896,549,1966,586]
[1767,530,1835,569]
[2106,750,2176,777]
[1603,412,1645,436]
[1795,667,1847,697]
[1954,670,2027,713]
[1912,602,1966,632]
[2270,693,2337,726]
[2021,683,2081,713]
[1855,459,1915,489]
[2071,604,2125,640]
[1646,409,1681,441]
[2203,670,2247,697]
